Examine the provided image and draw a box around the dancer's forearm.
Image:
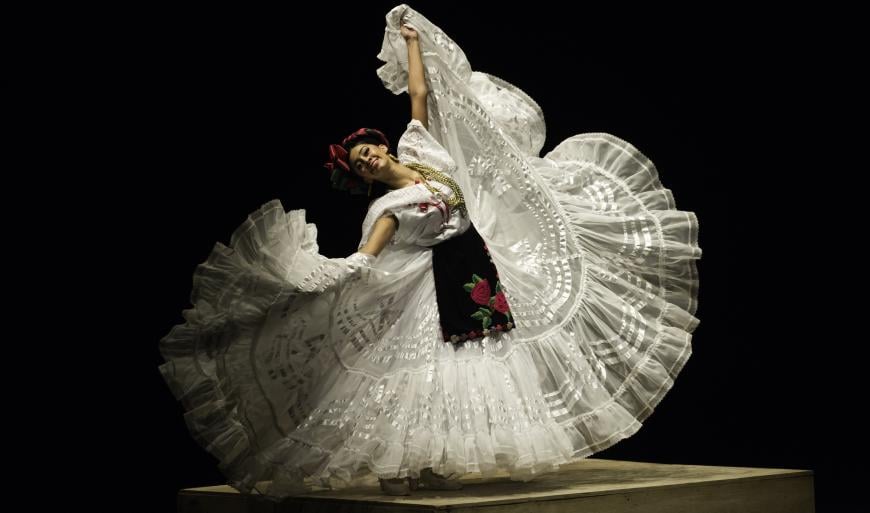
[359,214,398,257]
[401,23,429,127]
[406,39,428,99]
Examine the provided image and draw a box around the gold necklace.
[405,162,467,217]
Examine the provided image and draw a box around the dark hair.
[345,135,386,151]
[325,128,392,196]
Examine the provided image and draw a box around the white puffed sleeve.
[396,119,456,172]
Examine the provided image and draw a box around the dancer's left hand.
[400,24,418,42]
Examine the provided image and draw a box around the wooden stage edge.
[179,458,815,513]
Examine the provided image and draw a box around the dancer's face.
[349,143,389,181]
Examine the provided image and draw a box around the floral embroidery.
[469,276,491,305]
[463,274,512,332]
[493,291,509,314]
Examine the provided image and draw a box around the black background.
[77,1,860,511]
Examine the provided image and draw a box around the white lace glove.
[296,252,376,294]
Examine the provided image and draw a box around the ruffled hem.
[160,192,697,498]
[541,132,701,321]
[205,300,692,497]
[160,4,701,499]
[159,200,333,493]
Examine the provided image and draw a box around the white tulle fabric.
[160,4,701,498]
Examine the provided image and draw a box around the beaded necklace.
[405,161,468,218]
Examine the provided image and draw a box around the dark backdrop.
[96,1,857,510]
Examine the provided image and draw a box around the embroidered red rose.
[470,279,491,305]
[493,291,510,314]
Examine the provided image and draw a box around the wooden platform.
[177,458,815,513]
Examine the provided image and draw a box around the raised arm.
[401,24,428,129]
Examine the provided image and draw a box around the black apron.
[431,222,514,344]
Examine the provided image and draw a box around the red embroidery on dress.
[462,274,513,338]
[433,199,447,223]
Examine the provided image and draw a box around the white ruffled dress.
[160,4,701,498]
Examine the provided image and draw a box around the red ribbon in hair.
[323,128,390,194]
[325,144,350,173]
